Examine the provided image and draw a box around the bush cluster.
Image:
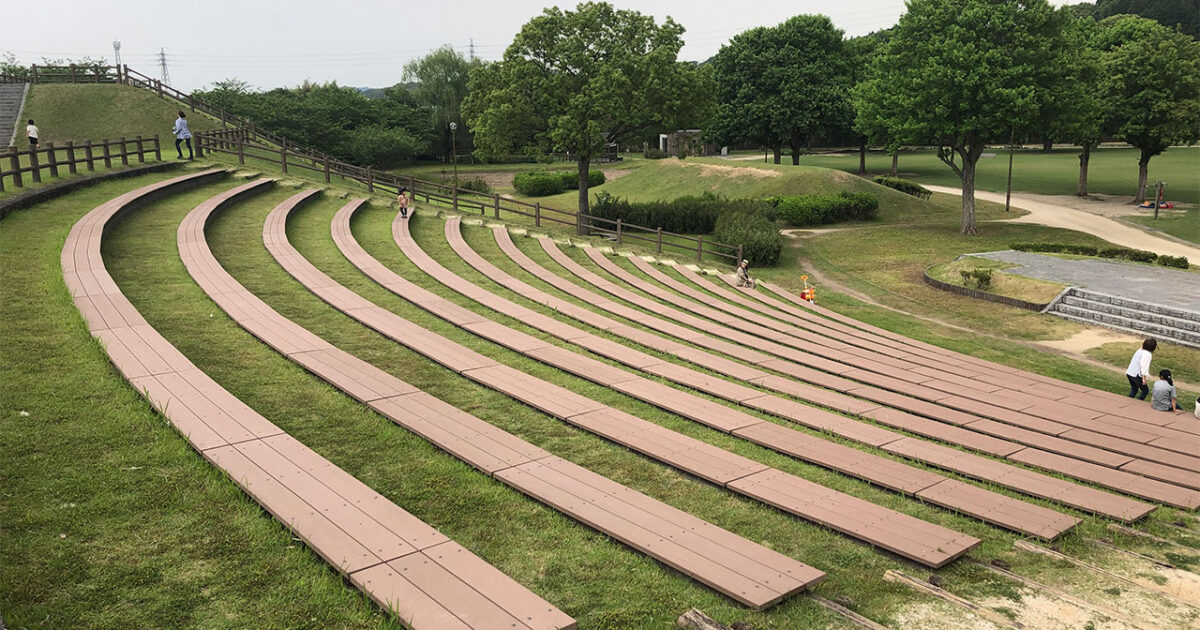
[958,268,993,290]
[1010,242,1099,256]
[872,176,932,200]
[713,211,782,267]
[559,170,606,190]
[459,177,492,194]
[1098,247,1158,263]
[591,192,772,234]
[644,148,669,159]
[512,171,566,196]
[771,192,879,226]
[1157,255,1190,269]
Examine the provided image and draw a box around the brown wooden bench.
[517,237,1192,513]
[315,207,985,567]
[243,193,826,610]
[65,172,576,629]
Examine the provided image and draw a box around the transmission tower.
[112,40,121,68]
[158,48,170,84]
[469,38,475,61]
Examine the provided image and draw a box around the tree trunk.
[1076,143,1091,197]
[1042,139,1053,152]
[858,140,867,174]
[960,152,979,235]
[772,146,781,164]
[790,141,801,165]
[1135,149,1151,203]
[890,150,898,177]
[577,156,590,236]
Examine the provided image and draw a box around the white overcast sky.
[3,0,1080,91]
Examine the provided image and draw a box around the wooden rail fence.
[1,136,161,192]
[8,64,740,262]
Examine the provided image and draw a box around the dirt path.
[927,185,1200,260]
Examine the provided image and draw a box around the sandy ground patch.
[673,160,781,178]
[1036,328,1142,354]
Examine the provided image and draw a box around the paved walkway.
[977,250,1200,312]
[927,185,1200,261]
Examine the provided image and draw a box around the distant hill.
[354,83,417,99]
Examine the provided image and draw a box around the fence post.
[84,140,95,171]
[493,193,500,219]
[29,147,41,183]
[135,136,145,163]
[189,94,195,112]
[8,148,21,187]
[46,142,59,177]
[69,66,77,83]
[154,135,161,161]
[696,235,703,263]
[102,139,112,168]
[280,139,288,174]
[366,167,374,192]
[30,64,37,83]
[119,137,129,166]
[452,185,458,212]
[156,79,163,98]
[220,109,227,128]
[66,141,77,174]
[737,245,744,264]
[616,219,622,245]
[535,202,541,228]
[408,175,415,193]
[656,227,662,254]
[237,136,245,165]
[323,156,331,183]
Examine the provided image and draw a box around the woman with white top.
[172,111,193,160]
[1124,338,1156,400]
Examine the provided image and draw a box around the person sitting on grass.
[1151,369,1184,414]
[736,259,755,288]
[1124,338,1156,400]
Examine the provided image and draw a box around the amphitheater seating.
[250,192,826,609]
[425,217,1085,539]
[526,238,1199,510]
[314,205,984,567]
[64,171,576,630]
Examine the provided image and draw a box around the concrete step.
[1052,304,1200,349]
[1072,288,1197,322]
[1061,295,1200,333]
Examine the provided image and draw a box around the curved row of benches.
[65,171,576,629]
[528,240,1199,508]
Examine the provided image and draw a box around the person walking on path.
[172,111,193,160]
[1125,338,1156,400]
[397,187,410,219]
[25,119,38,149]
[1151,369,1184,413]
[736,259,755,288]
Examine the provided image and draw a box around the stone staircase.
[1,82,30,147]
[1047,288,1200,349]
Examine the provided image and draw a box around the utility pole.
[1004,128,1015,212]
[112,40,122,69]
[158,48,170,84]
[1153,181,1165,219]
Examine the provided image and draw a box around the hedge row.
[713,211,782,267]
[591,192,772,234]
[1010,242,1188,269]
[513,170,606,196]
[873,176,931,200]
[771,192,879,226]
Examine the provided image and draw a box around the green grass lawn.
[927,256,1068,304]
[1123,207,1200,244]
[795,146,1200,206]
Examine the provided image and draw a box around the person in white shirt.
[1124,338,1156,400]
[172,111,193,160]
[26,119,39,148]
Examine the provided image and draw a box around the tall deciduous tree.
[1096,15,1200,202]
[708,15,851,165]
[855,0,1073,234]
[1041,16,1106,196]
[403,46,479,160]
[464,2,689,233]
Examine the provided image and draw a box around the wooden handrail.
[0,136,160,193]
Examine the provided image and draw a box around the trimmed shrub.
[644,147,669,159]
[959,269,993,290]
[559,170,606,190]
[459,177,492,194]
[591,192,772,234]
[772,192,879,226]
[1156,255,1189,269]
[713,211,781,267]
[512,171,566,196]
[1010,242,1099,256]
[1098,247,1157,263]
[873,176,932,200]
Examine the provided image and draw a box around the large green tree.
[403,46,479,161]
[856,0,1073,234]
[1041,16,1106,196]
[1095,15,1200,202]
[708,15,851,165]
[465,2,689,232]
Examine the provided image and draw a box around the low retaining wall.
[0,162,180,220]
[922,266,1051,312]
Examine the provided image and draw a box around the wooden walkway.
[311,206,983,568]
[406,217,1080,539]
[253,193,825,609]
[63,172,575,629]
[529,238,1199,510]
[479,226,1170,520]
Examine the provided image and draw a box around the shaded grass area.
[0,174,394,629]
[927,256,1068,304]
[797,146,1200,206]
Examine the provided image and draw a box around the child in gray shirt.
[1151,369,1183,413]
